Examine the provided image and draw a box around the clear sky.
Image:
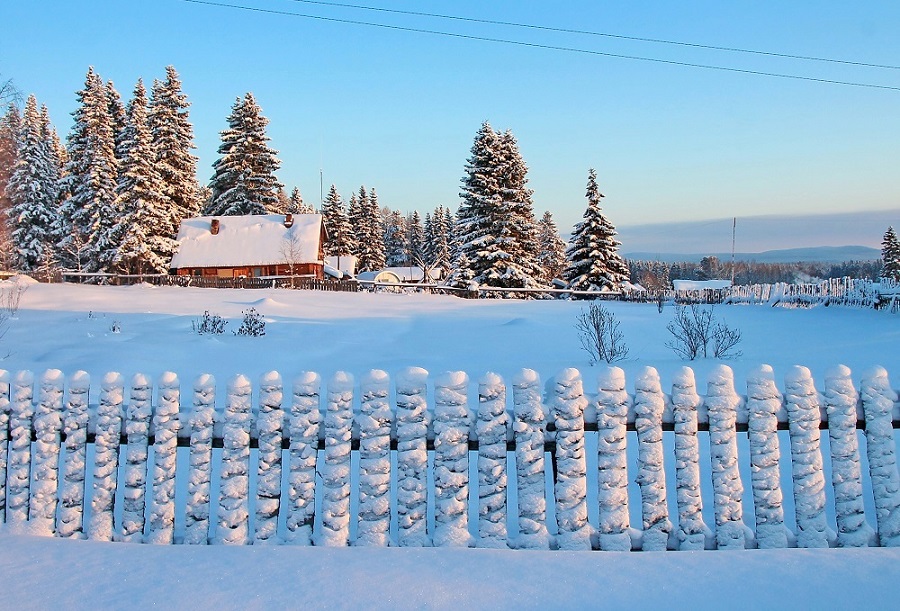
[3,0,899,244]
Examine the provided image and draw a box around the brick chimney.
[284,213,294,228]
[210,219,220,235]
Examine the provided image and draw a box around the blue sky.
[3,1,899,246]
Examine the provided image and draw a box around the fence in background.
[1,364,899,550]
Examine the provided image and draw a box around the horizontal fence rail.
[0,365,898,550]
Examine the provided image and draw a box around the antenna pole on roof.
[731,217,736,285]
[319,169,324,211]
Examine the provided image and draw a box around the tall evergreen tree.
[149,66,199,231]
[347,191,362,255]
[321,184,352,258]
[455,122,543,290]
[6,95,58,272]
[406,210,425,267]
[59,67,119,272]
[423,205,452,274]
[112,79,176,274]
[205,92,282,216]
[355,186,385,272]
[0,103,22,269]
[106,81,126,175]
[289,186,314,214]
[383,208,407,266]
[882,226,900,282]
[537,210,567,284]
[564,168,629,292]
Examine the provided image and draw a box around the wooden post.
[121,373,152,542]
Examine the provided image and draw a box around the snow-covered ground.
[2,280,900,609]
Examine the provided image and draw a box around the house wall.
[175,263,324,279]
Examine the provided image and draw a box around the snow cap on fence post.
[705,365,749,550]
[671,366,711,550]
[861,366,900,547]
[120,373,152,542]
[88,372,124,541]
[216,374,253,545]
[147,372,180,544]
[784,365,830,548]
[319,371,354,547]
[29,369,64,536]
[395,366,431,547]
[512,368,550,550]
[58,371,90,538]
[286,372,321,545]
[477,372,509,548]
[633,366,672,551]
[0,370,9,523]
[551,368,592,551]
[595,366,632,551]
[823,365,873,547]
[255,371,284,545]
[356,369,394,547]
[746,365,789,549]
[184,373,216,545]
[432,371,472,548]
[7,370,35,528]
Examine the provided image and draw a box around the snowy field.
[2,280,900,609]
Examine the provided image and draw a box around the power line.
[284,0,900,71]
[179,0,900,92]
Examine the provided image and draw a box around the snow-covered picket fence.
[0,364,898,551]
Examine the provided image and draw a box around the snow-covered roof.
[357,270,402,283]
[672,279,732,291]
[324,255,357,275]
[170,214,322,269]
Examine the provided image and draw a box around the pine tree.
[106,81,126,178]
[383,209,407,266]
[406,210,425,267]
[289,186,314,214]
[112,79,176,274]
[6,95,58,272]
[354,186,385,272]
[205,92,282,216]
[537,210,567,284]
[59,67,119,273]
[321,184,352,257]
[882,226,900,282]
[423,205,452,274]
[455,122,543,291]
[270,186,290,215]
[149,66,199,231]
[0,103,22,269]
[564,168,629,292]
[347,191,363,255]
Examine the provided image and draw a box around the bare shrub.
[713,321,743,359]
[666,304,742,360]
[576,301,629,364]
[234,308,266,337]
[193,311,227,335]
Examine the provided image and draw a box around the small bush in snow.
[575,301,628,364]
[193,311,228,335]
[234,308,266,337]
[110,321,121,334]
[666,304,742,360]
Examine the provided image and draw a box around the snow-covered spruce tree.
[216,374,252,545]
[270,186,290,215]
[59,67,119,273]
[356,370,393,547]
[355,186,386,273]
[425,205,453,274]
[512,369,550,549]
[537,211,568,284]
[746,365,788,549]
[0,370,9,523]
[406,210,425,267]
[396,367,430,546]
[477,373,509,548]
[112,79,177,274]
[89,372,124,541]
[289,186,315,214]
[184,374,216,545]
[784,366,830,548]
[824,365,873,547]
[205,92,282,217]
[455,122,543,292]
[148,66,199,232]
[6,94,58,272]
[550,368,592,550]
[321,184,354,259]
[255,371,283,545]
[58,371,89,538]
[121,373,152,542]
[882,226,900,282]
[29,369,64,536]
[320,372,353,546]
[147,373,179,544]
[7,370,34,528]
[347,192,361,254]
[0,104,22,258]
[671,367,710,550]
[595,367,632,551]
[286,372,320,545]
[633,367,672,551]
[705,365,748,550]
[383,209,408,267]
[564,168,629,292]
[861,366,900,547]
[432,371,472,548]
[105,80,126,175]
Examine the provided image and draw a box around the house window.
[253,267,263,277]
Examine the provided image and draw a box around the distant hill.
[624,245,881,264]
[617,209,899,255]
